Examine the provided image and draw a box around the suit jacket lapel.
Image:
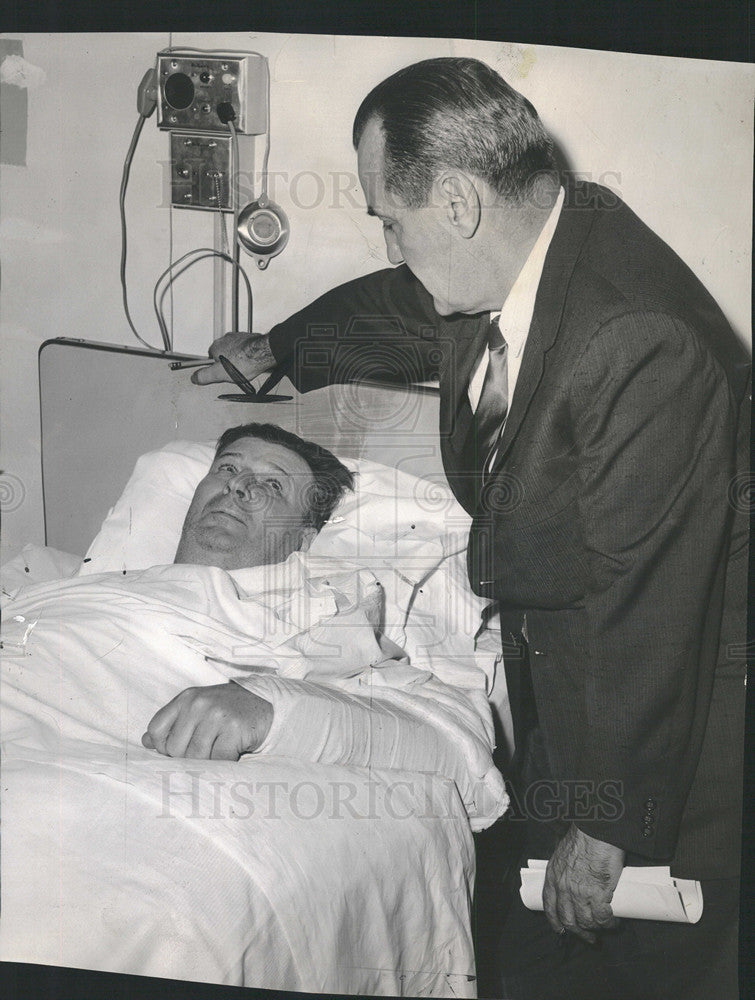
[485,179,599,478]
[438,313,490,438]
[440,179,599,477]
[488,315,547,472]
[435,314,489,512]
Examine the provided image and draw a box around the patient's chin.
[174,526,242,568]
[173,525,307,571]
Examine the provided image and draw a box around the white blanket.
[1,547,507,996]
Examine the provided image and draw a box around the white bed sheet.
[2,749,476,995]
[0,546,495,996]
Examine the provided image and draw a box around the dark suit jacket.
[268,180,750,879]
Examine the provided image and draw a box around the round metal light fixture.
[236,196,290,269]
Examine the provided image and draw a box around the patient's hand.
[191,332,276,385]
[142,682,273,759]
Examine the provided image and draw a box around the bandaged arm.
[234,663,507,832]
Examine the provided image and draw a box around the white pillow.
[79,440,471,581]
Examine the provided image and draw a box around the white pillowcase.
[79,440,471,579]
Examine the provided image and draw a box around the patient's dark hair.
[214,423,355,530]
[352,56,556,207]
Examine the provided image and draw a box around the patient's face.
[174,436,317,570]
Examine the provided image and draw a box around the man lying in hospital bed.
[1,422,507,997]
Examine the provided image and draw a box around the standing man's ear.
[435,172,481,238]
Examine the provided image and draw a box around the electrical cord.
[260,59,271,199]
[230,121,242,332]
[120,68,162,350]
[155,252,249,346]
[153,248,253,348]
[217,104,247,334]
[213,173,231,256]
[217,112,243,333]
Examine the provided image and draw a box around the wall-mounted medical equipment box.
[156,52,267,134]
[169,132,233,210]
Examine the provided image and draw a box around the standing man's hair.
[214,423,355,530]
[353,56,556,207]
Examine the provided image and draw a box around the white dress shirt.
[468,186,565,412]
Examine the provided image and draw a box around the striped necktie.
[474,318,508,478]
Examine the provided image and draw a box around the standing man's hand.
[191,332,277,385]
[542,824,625,943]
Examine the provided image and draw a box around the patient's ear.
[297,526,318,552]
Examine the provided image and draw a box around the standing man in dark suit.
[192,58,750,999]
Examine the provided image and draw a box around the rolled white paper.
[520,860,703,924]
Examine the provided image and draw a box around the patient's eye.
[217,462,238,474]
[265,478,283,494]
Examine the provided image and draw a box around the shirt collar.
[229,549,306,599]
[491,185,565,359]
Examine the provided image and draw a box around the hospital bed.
[1,339,510,998]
